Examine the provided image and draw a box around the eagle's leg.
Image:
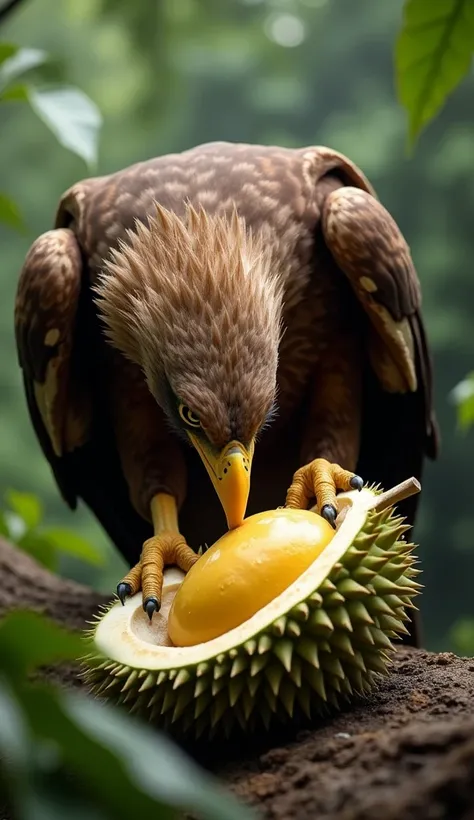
[285,330,363,528]
[117,493,198,619]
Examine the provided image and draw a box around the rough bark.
[1,537,474,820]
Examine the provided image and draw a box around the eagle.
[14,141,438,645]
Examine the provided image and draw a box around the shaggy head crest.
[94,202,285,445]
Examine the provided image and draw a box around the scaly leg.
[117,493,198,619]
[285,329,364,527]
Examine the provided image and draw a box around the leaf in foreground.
[6,488,43,530]
[0,610,89,678]
[27,86,102,168]
[395,0,474,144]
[41,526,105,566]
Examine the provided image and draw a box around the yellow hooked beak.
[189,435,254,530]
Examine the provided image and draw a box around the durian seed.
[258,635,273,655]
[330,606,353,632]
[308,608,334,636]
[250,655,267,677]
[173,669,191,689]
[244,639,257,656]
[273,639,293,672]
[138,672,157,693]
[230,656,247,678]
[286,620,301,638]
[337,578,371,598]
[265,664,284,697]
[296,637,319,668]
[292,602,310,622]
[331,631,355,657]
[272,616,287,636]
[229,676,245,707]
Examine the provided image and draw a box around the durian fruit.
[82,478,422,739]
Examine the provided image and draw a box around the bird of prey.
[14,141,438,645]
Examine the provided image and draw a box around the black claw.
[321,504,337,529]
[116,582,132,606]
[144,597,161,621]
[350,475,364,491]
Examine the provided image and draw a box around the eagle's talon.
[144,597,160,620]
[321,503,337,529]
[117,582,132,605]
[350,475,364,491]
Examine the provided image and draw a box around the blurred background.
[0,0,473,653]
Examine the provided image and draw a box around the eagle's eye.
[178,404,201,428]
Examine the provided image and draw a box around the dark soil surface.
[1,537,474,820]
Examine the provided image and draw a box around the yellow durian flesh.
[168,508,334,647]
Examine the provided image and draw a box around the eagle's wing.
[14,228,91,507]
[320,184,438,456]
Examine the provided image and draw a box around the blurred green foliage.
[1,0,474,655]
[0,610,254,819]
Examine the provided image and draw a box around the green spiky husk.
[81,498,421,740]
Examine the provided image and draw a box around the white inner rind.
[93,489,373,669]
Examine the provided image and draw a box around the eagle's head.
[94,202,284,530]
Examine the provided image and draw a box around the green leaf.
[0,81,29,102]
[0,43,19,66]
[6,489,43,530]
[22,686,256,820]
[0,47,47,92]
[27,86,102,168]
[17,532,58,571]
[395,0,474,144]
[40,528,105,567]
[0,509,10,538]
[450,371,474,430]
[0,611,89,679]
[0,191,25,231]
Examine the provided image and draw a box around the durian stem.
[368,477,421,513]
